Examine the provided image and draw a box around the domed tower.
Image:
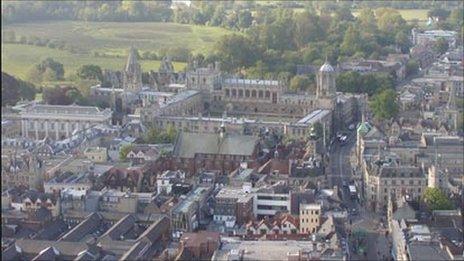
[123,46,143,92]
[316,59,336,98]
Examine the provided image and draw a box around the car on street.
[348,123,356,130]
[350,208,358,215]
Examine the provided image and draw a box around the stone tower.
[316,59,336,98]
[123,46,143,92]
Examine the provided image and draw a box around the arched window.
[265,91,270,99]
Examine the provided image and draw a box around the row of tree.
[2,1,173,24]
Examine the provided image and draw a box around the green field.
[352,9,429,22]
[2,21,234,81]
[1,43,186,80]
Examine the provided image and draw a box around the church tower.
[316,59,336,98]
[123,46,143,92]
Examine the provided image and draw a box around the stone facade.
[20,105,112,141]
[299,203,321,234]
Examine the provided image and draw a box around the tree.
[433,37,449,54]
[215,34,258,72]
[395,31,411,54]
[2,72,37,105]
[428,8,451,22]
[238,10,253,29]
[422,188,454,211]
[2,72,20,105]
[357,8,378,35]
[448,8,463,29]
[336,71,362,93]
[370,89,398,120]
[341,25,363,56]
[405,59,419,77]
[76,64,103,81]
[29,58,65,83]
[43,86,83,105]
[289,75,310,92]
[309,122,323,140]
[293,11,324,49]
[119,144,134,161]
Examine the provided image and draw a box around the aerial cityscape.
[1,1,463,260]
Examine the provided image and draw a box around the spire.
[125,46,139,72]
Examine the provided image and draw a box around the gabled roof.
[31,246,60,261]
[173,132,259,158]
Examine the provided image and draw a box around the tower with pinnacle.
[123,46,143,92]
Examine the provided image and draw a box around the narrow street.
[328,131,392,260]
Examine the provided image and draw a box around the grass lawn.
[2,21,234,81]
[3,21,233,55]
[1,43,187,81]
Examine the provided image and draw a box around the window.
[409,180,413,185]
[384,188,387,193]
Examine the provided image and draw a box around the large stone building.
[172,130,261,175]
[362,156,427,213]
[93,47,365,140]
[20,104,112,140]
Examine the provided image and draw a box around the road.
[328,131,392,260]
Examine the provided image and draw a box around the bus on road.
[348,185,357,200]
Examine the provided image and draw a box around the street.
[328,131,392,260]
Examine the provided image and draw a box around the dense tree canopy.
[119,144,134,161]
[144,125,177,144]
[43,86,86,105]
[369,88,399,120]
[1,72,36,106]
[336,72,395,96]
[215,34,259,72]
[422,188,454,211]
[289,75,311,92]
[28,58,65,83]
[433,37,449,55]
[76,64,103,81]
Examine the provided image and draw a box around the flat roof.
[296,109,331,124]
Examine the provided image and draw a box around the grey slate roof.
[173,132,259,158]
[59,213,103,242]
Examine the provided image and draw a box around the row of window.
[28,121,89,131]
[301,218,318,223]
[224,89,274,99]
[383,179,423,186]
[301,210,319,215]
